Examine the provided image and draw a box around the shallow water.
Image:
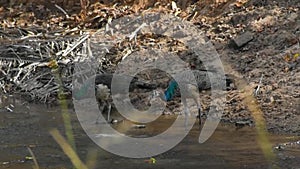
[0,96,299,169]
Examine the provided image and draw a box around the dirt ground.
[207,0,300,134]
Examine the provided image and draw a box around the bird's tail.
[164,80,178,101]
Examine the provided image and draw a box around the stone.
[230,31,254,48]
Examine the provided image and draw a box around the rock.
[235,120,253,128]
[110,119,121,124]
[274,145,285,151]
[133,124,146,129]
[230,31,254,49]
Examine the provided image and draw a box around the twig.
[61,34,89,57]
[27,147,40,169]
[255,74,264,96]
[121,49,132,61]
[105,17,113,35]
[127,22,147,41]
[13,67,23,84]
[191,11,198,21]
[20,33,43,40]
[55,4,70,18]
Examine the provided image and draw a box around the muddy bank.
[204,0,300,134]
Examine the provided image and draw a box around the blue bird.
[152,70,233,125]
[153,78,202,125]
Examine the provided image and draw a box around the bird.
[94,73,157,123]
[72,77,113,123]
[152,79,202,125]
[152,70,234,125]
[95,83,112,123]
[72,73,157,124]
